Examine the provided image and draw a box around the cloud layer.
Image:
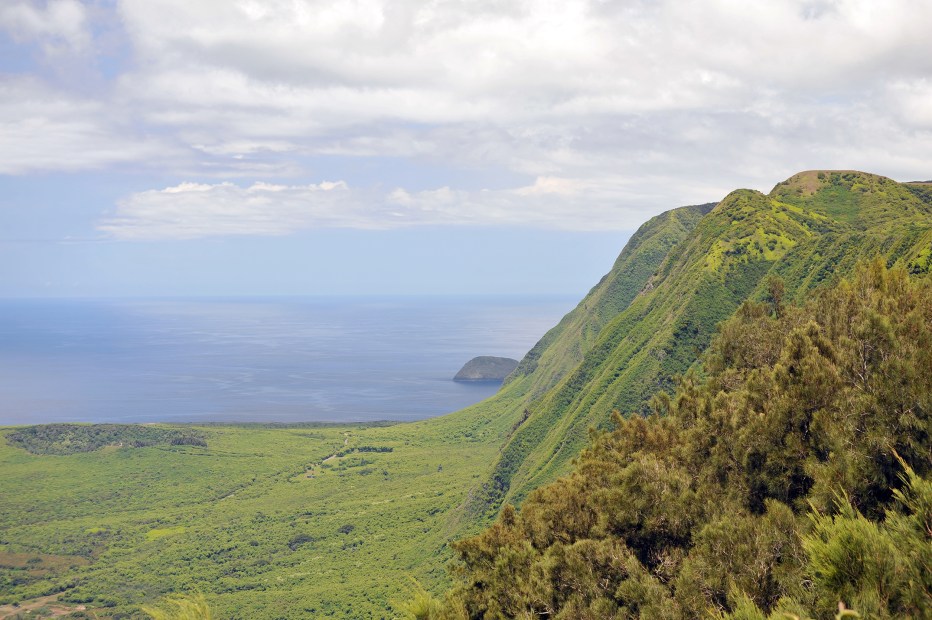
[0,0,90,56]
[3,0,932,237]
[100,177,652,239]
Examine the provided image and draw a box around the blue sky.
[1,0,931,297]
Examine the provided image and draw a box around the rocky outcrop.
[453,356,519,382]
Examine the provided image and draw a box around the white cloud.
[0,0,91,56]
[98,176,655,239]
[112,0,932,119]
[4,0,932,230]
[107,0,932,186]
[0,78,177,174]
[889,79,932,130]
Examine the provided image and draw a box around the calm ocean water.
[0,296,575,425]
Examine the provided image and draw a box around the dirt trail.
[320,432,351,463]
[0,594,86,619]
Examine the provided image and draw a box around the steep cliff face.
[468,171,932,514]
[506,203,715,399]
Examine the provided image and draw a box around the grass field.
[0,393,527,619]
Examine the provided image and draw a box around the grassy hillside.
[507,203,714,399]
[1,170,930,618]
[485,171,932,508]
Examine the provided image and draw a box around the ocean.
[0,296,575,426]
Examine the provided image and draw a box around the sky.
[1,0,931,297]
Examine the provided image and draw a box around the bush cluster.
[418,261,931,619]
[6,424,207,455]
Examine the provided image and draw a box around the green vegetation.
[7,424,207,455]
[429,261,931,619]
[479,171,932,512]
[142,593,212,620]
[1,170,930,618]
[0,416,521,618]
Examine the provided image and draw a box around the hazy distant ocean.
[0,296,575,426]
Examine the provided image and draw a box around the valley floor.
[0,397,522,619]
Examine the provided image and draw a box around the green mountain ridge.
[506,202,715,397]
[469,170,932,511]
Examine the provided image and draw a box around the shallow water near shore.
[0,295,574,425]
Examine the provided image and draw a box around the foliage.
[141,594,212,620]
[434,261,932,619]
[393,579,447,620]
[6,424,207,455]
[800,460,932,619]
